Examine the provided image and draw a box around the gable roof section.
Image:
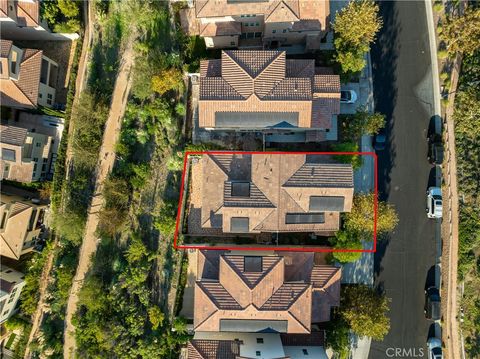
[265,0,300,23]
[222,255,282,289]
[283,163,354,188]
[187,340,241,359]
[0,41,42,109]
[0,124,27,145]
[0,204,32,259]
[193,251,341,333]
[15,0,40,27]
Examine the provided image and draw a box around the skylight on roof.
[244,256,263,272]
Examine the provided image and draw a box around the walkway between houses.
[63,33,136,359]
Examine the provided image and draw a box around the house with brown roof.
[0,110,65,183]
[190,0,330,51]
[188,153,353,238]
[0,39,58,109]
[199,50,340,141]
[0,191,46,260]
[0,0,78,41]
[193,250,341,334]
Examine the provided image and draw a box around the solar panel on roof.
[309,196,345,211]
[285,213,325,224]
[231,182,250,197]
[215,112,299,128]
[230,217,249,232]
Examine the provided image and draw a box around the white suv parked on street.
[426,187,443,219]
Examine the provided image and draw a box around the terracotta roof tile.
[0,124,27,145]
[197,282,242,310]
[15,0,39,27]
[313,74,341,93]
[199,51,339,129]
[283,163,353,188]
[261,283,310,310]
[187,340,241,359]
[286,59,315,78]
[0,39,12,58]
[200,21,242,37]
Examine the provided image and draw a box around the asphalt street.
[369,1,439,358]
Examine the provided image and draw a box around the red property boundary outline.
[174,151,378,253]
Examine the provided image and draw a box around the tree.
[331,231,363,263]
[344,193,399,237]
[148,306,165,330]
[441,8,480,56]
[340,285,390,340]
[333,0,383,74]
[151,68,183,95]
[332,142,363,169]
[325,315,350,359]
[342,108,386,141]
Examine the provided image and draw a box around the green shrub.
[440,72,449,81]
[433,2,444,12]
[438,50,449,59]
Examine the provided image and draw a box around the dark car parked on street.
[428,134,444,165]
[425,286,441,320]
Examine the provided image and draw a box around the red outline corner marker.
[174,151,378,253]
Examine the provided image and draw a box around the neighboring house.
[193,250,341,334]
[0,0,78,41]
[192,0,329,51]
[189,153,353,236]
[199,50,340,141]
[0,265,25,324]
[0,192,46,260]
[0,39,58,109]
[0,111,64,182]
[187,332,327,359]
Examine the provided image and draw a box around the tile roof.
[15,0,40,27]
[195,0,329,32]
[197,154,354,234]
[199,51,340,130]
[0,125,28,146]
[193,251,341,333]
[187,339,241,359]
[200,21,242,37]
[283,163,354,188]
[0,40,42,109]
[0,39,12,58]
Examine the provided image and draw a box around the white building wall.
[283,345,328,359]
[194,332,286,359]
[0,265,26,324]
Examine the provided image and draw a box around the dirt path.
[22,237,58,359]
[22,3,93,358]
[63,33,136,358]
[441,53,462,359]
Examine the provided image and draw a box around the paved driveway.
[369,1,439,357]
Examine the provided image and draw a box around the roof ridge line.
[17,3,39,26]
[287,303,311,333]
[0,235,20,259]
[253,51,284,80]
